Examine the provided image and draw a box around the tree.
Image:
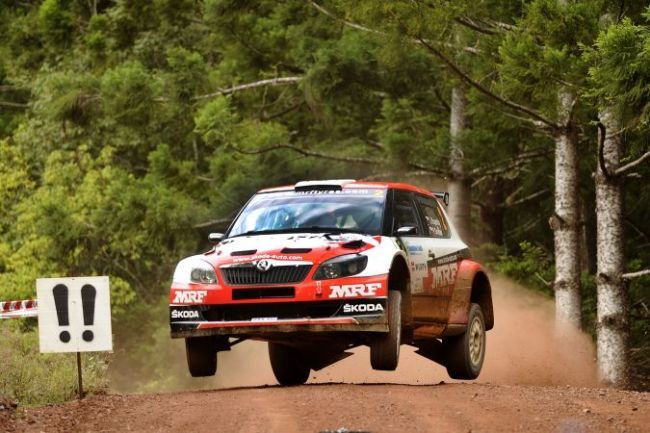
[587,8,650,387]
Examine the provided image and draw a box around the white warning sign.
[37,276,112,353]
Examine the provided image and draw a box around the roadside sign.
[37,276,112,353]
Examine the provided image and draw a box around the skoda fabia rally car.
[170,180,494,385]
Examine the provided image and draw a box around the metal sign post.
[76,352,83,399]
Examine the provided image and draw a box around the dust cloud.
[111,274,597,392]
[310,274,597,387]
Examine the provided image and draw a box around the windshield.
[228,189,387,237]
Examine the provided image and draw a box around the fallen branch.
[615,149,650,175]
[362,170,440,181]
[622,269,650,280]
[0,101,28,108]
[193,76,303,101]
[535,272,552,287]
[310,1,482,55]
[231,143,380,165]
[470,147,551,178]
[417,38,558,130]
[193,217,232,229]
[500,188,550,208]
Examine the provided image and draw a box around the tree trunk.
[448,86,472,243]
[550,90,582,329]
[477,181,505,244]
[596,109,629,387]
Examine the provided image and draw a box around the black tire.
[370,290,402,370]
[185,336,217,377]
[268,343,310,386]
[443,303,486,380]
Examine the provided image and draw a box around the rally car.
[170,179,494,385]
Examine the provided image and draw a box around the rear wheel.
[185,336,217,377]
[443,303,486,379]
[370,290,402,370]
[268,343,310,386]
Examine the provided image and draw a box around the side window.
[392,190,422,235]
[416,195,451,238]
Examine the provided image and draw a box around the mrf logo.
[329,283,382,299]
[173,290,207,304]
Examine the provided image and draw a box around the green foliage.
[481,241,555,296]
[38,0,75,48]
[0,0,648,399]
[585,14,650,127]
[0,322,109,405]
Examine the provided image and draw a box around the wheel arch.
[470,271,494,330]
[447,260,494,331]
[387,253,412,329]
[387,253,410,292]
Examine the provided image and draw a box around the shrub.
[0,321,109,406]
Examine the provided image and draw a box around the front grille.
[221,264,311,285]
[232,287,295,300]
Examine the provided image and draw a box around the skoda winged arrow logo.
[256,260,273,272]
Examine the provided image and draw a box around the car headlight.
[173,257,217,284]
[313,254,368,280]
[190,267,217,284]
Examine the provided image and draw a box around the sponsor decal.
[268,189,382,197]
[407,244,424,254]
[343,303,385,314]
[432,254,459,266]
[233,254,302,263]
[414,263,427,272]
[329,283,382,298]
[173,290,208,304]
[171,310,200,319]
[422,261,458,293]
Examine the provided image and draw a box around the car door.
[388,189,433,321]
[414,194,468,323]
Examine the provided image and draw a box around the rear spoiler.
[434,192,449,206]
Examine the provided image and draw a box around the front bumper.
[170,298,388,338]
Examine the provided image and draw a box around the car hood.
[202,232,380,267]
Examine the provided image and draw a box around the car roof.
[258,179,436,198]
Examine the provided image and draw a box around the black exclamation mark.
[53,284,70,343]
[81,284,96,342]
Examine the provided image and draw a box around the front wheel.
[443,303,486,379]
[185,336,217,377]
[370,290,402,370]
[268,343,310,386]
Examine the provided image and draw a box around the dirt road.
[5,382,649,433]
[3,276,648,432]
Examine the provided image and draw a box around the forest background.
[0,0,648,404]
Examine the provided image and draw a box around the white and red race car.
[170,180,494,385]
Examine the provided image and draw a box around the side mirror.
[395,226,417,236]
[208,232,225,244]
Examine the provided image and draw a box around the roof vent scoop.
[230,249,257,256]
[294,179,355,192]
[342,239,366,249]
[281,247,312,254]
